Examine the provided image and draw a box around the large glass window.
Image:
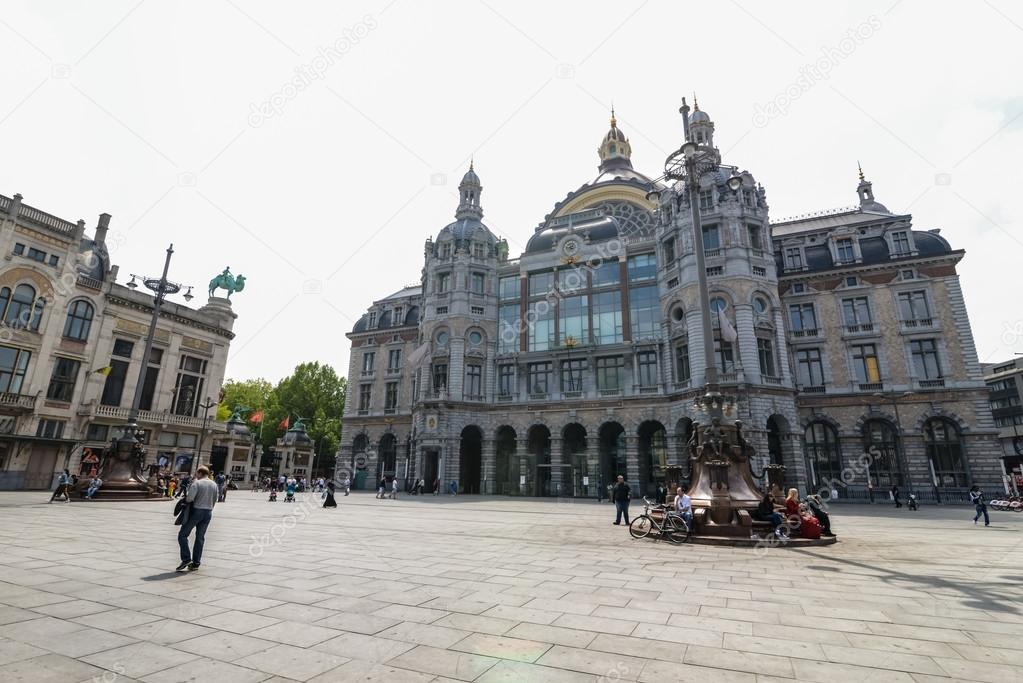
[46,358,81,402]
[529,271,555,297]
[596,356,624,391]
[863,420,901,487]
[528,362,551,394]
[558,268,586,293]
[437,272,451,293]
[100,359,129,406]
[362,352,375,373]
[637,351,658,387]
[898,290,930,321]
[924,418,967,487]
[559,295,588,346]
[388,349,401,369]
[592,261,620,288]
[674,344,691,383]
[0,346,31,393]
[358,384,371,411]
[702,224,720,251]
[796,348,825,387]
[789,303,817,331]
[465,364,482,398]
[805,422,841,491]
[627,254,656,282]
[432,363,448,390]
[2,284,43,331]
[384,382,398,411]
[842,297,872,326]
[63,300,94,341]
[910,339,942,380]
[527,301,555,351]
[499,276,519,300]
[139,348,162,412]
[714,337,735,373]
[757,337,776,377]
[561,359,584,392]
[835,238,855,263]
[173,355,207,417]
[499,304,519,353]
[629,285,659,340]
[498,364,515,396]
[851,344,881,384]
[592,291,623,345]
[471,272,485,294]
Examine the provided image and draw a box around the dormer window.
[393,306,403,323]
[472,243,485,259]
[891,231,911,255]
[784,247,803,270]
[368,311,377,328]
[440,243,451,258]
[835,238,856,264]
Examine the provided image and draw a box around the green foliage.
[219,364,346,467]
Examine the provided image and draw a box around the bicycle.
[629,497,691,544]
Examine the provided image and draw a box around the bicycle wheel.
[664,518,689,544]
[629,515,653,539]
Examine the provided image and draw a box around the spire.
[856,162,889,213]
[455,163,483,220]
[598,107,632,172]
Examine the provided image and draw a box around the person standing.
[377,477,386,499]
[49,469,72,503]
[176,465,218,572]
[343,476,351,496]
[612,475,631,525]
[323,481,337,508]
[867,480,875,503]
[391,478,399,500]
[433,478,440,495]
[970,485,990,526]
[891,485,902,509]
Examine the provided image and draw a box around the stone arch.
[915,407,970,434]
[526,424,552,496]
[597,421,626,491]
[637,419,667,496]
[377,433,397,481]
[459,425,483,494]
[494,425,518,495]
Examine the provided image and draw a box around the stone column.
[735,303,757,383]
[481,438,496,495]
[783,433,808,495]
[773,309,793,384]
[517,438,530,496]
[624,434,640,490]
[549,436,563,496]
[686,310,708,387]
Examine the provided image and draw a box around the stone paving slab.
[0,492,1020,682]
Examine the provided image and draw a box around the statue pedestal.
[96,436,159,501]
[688,420,767,538]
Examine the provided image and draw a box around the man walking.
[49,469,72,503]
[177,465,218,572]
[970,485,990,526]
[612,475,631,526]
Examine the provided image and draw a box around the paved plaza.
[0,492,1021,682]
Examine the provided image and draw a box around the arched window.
[4,284,42,331]
[63,300,94,341]
[804,422,841,490]
[862,419,901,487]
[924,418,967,487]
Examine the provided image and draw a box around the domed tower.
[419,164,501,405]
[655,98,799,477]
[597,109,633,173]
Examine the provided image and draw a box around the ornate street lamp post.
[103,244,193,498]
[872,390,917,497]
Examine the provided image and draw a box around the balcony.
[858,382,884,392]
[360,370,375,378]
[464,394,484,402]
[719,371,740,383]
[762,376,783,386]
[844,323,876,335]
[800,385,826,394]
[902,318,934,329]
[562,390,583,399]
[790,328,820,339]
[385,367,402,377]
[0,392,36,413]
[598,389,621,397]
[918,378,946,389]
[383,407,397,415]
[673,380,691,391]
[357,409,369,416]
[497,394,514,402]
[529,392,549,401]
[92,404,226,430]
[637,386,659,395]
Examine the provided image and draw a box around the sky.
[2,0,1022,383]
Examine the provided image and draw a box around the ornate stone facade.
[0,193,238,490]
[341,104,1001,502]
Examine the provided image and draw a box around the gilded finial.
[693,92,699,110]
[857,161,864,182]
[610,102,616,127]
[470,155,474,171]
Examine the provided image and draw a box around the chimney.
[95,213,111,247]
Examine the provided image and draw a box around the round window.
[671,305,685,322]
[753,297,768,314]
[469,331,482,345]
[710,297,727,312]
[436,330,449,346]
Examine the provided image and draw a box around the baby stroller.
[268,488,277,502]
[285,482,296,503]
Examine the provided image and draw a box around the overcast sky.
[3,0,1021,383]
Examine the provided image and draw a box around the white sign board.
[582,476,589,486]
[519,475,526,485]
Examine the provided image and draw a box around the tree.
[216,378,274,422]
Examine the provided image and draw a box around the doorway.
[25,446,58,490]
[459,426,482,494]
